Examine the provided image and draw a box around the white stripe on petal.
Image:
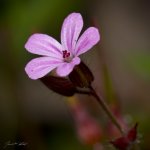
[75,27,100,56]
[25,33,63,58]
[25,57,63,79]
[61,13,83,55]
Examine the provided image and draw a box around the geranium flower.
[25,12,100,79]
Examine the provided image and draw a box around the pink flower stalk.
[25,12,100,79]
[70,101,102,145]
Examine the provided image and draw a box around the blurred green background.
[0,0,150,149]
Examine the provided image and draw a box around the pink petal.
[25,33,63,58]
[25,57,63,80]
[75,27,100,56]
[61,13,83,55]
[56,57,80,77]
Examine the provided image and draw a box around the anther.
[62,50,70,58]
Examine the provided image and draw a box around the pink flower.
[25,12,100,79]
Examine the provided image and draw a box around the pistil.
[62,50,71,62]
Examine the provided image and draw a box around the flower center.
[62,50,71,62]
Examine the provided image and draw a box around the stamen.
[62,50,70,58]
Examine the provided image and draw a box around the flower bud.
[69,62,94,88]
[110,123,138,150]
[127,123,138,142]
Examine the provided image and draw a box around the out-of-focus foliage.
[126,52,150,80]
[0,0,150,149]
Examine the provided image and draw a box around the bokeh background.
[0,0,150,149]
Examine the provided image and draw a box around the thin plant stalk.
[89,86,124,135]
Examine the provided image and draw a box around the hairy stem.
[89,86,124,135]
